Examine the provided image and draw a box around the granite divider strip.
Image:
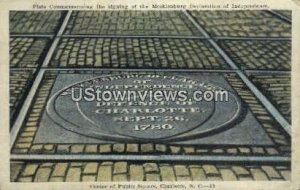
[244,70,291,74]
[39,68,237,72]
[213,36,291,41]
[10,35,290,41]
[10,154,290,164]
[10,34,55,38]
[61,34,209,39]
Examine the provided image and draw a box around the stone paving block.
[280,170,291,180]
[113,144,125,153]
[226,148,238,154]
[220,169,237,181]
[174,165,190,177]
[266,147,279,155]
[220,40,291,70]
[183,147,195,154]
[239,147,251,154]
[170,146,181,154]
[10,37,49,68]
[126,144,139,153]
[160,165,176,181]
[155,144,167,152]
[141,143,154,153]
[66,168,81,182]
[129,165,144,181]
[52,163,68,177]
[190,10,291,37]
[22,164,39,176]
[261,166,281,179]
[113,162,128,174]
[65,11,200,36]
[34,168,52,182]
[189,167,206,181]
[232,166,250,176]
[250,168,269,180]
[252,147,265,154]
[99,144,112,153]
[202,165,219,176]
[85,145,98,153]
[10,11,64,34]
[144,163,159,173]
[56,145,70,153]
[70,145,84,153]
[17,137,33,143]
[97,165,112,181]
[212,149,224,153]
[83,162,98,174]
[50,38,227,69]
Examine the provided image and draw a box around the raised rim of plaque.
[46,74,243,143]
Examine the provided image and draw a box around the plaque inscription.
[46,73,242,142]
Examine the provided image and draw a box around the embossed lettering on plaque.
[34,72,273,145]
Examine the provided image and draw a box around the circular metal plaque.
[46,74,242,142]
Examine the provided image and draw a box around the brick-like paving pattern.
[249,74,291,122]
[64,11,201,36]
[9,71,34,119]
[50,38,227,68]
[10,11,64,34]
[9,10,292,182]
[10,38,49,68]
[190,11,291,37]
[11,161,290,182]
[219,40,291,70]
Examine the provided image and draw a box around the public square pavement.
[9,10,291,182]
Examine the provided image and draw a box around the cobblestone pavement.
[9,10,291,182]
[10,11,64,34]
[50,38,227,68]
[10,38,50,68]
[219,40,291,70]
[9,70,34,123]
[64,11,201,36]
[190,11,291,37]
